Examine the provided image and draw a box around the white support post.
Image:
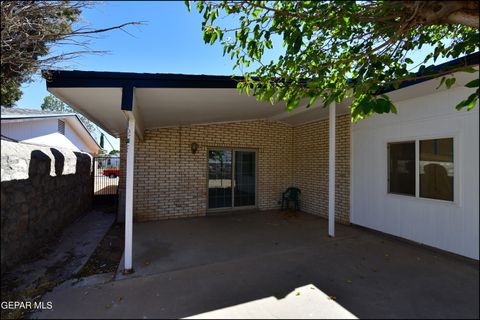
[328,101,336,237]
[124,114,135,272]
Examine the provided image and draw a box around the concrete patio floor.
[36,210,479,319]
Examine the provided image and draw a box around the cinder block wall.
[119,116,350,223]
[293,114,351,223]
[1,141,92,273]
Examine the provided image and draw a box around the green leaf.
[456,92,478,111]
[262,88,276,102]
[292,34,303,54]
[286,97,301,111]
[306,94,319,108]
[404,58,413,64]
[460,67,477,73]
[245,84,251,96]
[436,76,446,90]
[390,103,398,114]
[210,30,217,44]
[435,77,447,90]
[433,46,442,62]
[465,79,479,88]
[373,98,391,113]
[455,100,466,110]
[236,82,245,94]
[445,77,456,89]
[466,98,478,111]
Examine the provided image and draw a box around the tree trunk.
[402,1,479,28]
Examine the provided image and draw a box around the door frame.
[206,147,258,212]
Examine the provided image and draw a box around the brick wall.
[293,114,351,223]
[119,116,350,223]
[120,120,294,221]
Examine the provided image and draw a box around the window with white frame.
[388,138,454,201]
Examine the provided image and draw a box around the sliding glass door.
[208,149,256,209]
[234,151,256,207]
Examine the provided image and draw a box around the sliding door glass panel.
[234,151,256,207]
[420,138,453,201]
[388,142,415,196]
[208,150,232,208]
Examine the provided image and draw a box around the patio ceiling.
[46,71,350,138]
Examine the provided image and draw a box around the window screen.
[388,142,415,196]
[58,120,65,135]
[420,138,453,201]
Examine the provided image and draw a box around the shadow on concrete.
[44,211,477,319]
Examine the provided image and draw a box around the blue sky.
[18,1,238,109]
[16,1,451,150]
[18,1,238,150]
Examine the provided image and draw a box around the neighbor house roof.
[1,106,76,118]
[43,52,479,138]
[1,107,101,151]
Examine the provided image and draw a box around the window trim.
[386,133,459,206]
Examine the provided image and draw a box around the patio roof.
[45,71,353,138]
[44,52,479,139]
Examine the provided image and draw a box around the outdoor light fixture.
[191,142,199,154]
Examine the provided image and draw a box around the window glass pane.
[420,138,453,201]
[388,142,415,196]
[234,151,256,207]
[208,150,232,208]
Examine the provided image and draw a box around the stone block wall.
[118,116,351,223]
[1,140,92,273]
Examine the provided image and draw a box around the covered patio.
[37,210,479,319]
[46,70,352,273]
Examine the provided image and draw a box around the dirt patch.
[1,258,72,320]
[75,223,124,277]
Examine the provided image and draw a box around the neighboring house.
[44,52,479,272]
[1,107,100,155]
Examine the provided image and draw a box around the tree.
[1,1,141,107]
[41,94,99,141]
[109,149,120,156]
[188,1,479,121]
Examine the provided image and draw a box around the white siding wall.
[64,121,93,153]
[352,86,479,259]
[2,118,58,141]
[1,118,95,154]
